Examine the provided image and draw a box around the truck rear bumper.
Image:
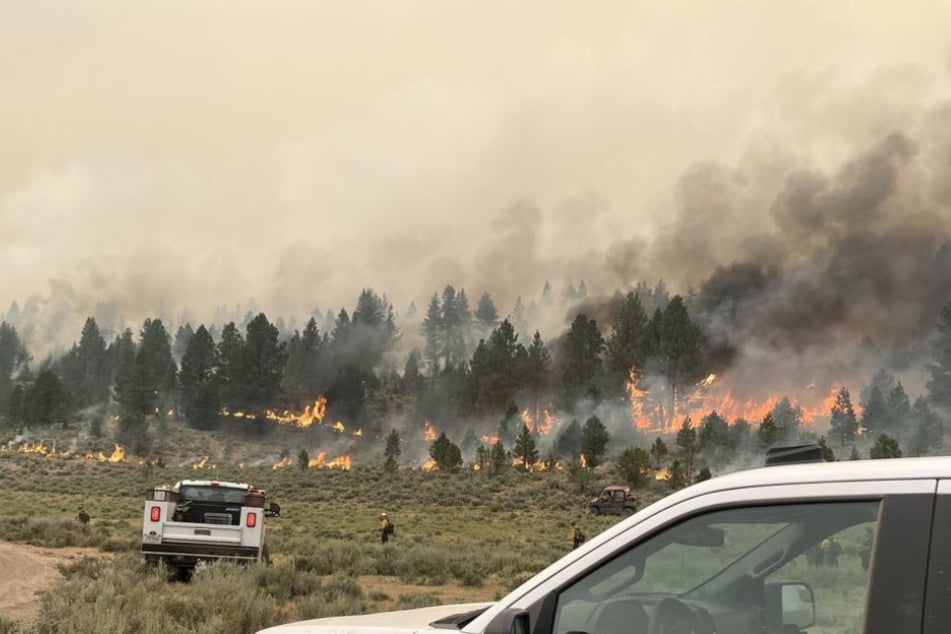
[143,541,261,566]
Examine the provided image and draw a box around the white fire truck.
[141,479,279,578]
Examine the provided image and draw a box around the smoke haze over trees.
[4,4,951,475]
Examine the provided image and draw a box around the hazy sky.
[3,1,951,342]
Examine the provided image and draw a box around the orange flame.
[481,434,499,445]
[272,457,293,470]
[324,455,352,470]
[192,456,209,470]
[424,421,438,442]
[655,467,671,481]
[421,458,437,471]
[627,366,854,432]
[332,421,345,433]
[308,450,328,467]
[265,395,328,429]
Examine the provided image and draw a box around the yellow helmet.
[380,512,388,518]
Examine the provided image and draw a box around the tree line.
[1,285,951,473]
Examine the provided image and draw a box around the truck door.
[924,479,951,634]
[521,490,933,634]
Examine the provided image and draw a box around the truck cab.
[142,479,275,578]
[257,455,951,634]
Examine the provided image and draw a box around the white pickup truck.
[257,451,951,634]
[142,478,278,578]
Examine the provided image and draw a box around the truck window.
[179,485,247,504]
[552,501,879,634]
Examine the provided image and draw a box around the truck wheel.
[172,566,193,583]
[591,507,601,516]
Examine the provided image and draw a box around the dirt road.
[0,541,95,623]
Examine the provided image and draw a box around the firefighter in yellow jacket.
[380,512,394,543]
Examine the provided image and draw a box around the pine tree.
[283,318,325,402]
[770,397,803,440]
[241,313,287,415]
[675,418,698,478]
[113,328,147,419]
[138,318,178,413]
[179,325,220,430]
[173,323,195,363]
[927,302,951,409]
[652,296,704,428]
[581,415,611,468]
[561,313,605,401]
[555,419,583,461]
[512,424,539,471]
[0,321,30,415]
[757,412,781,447]
[489,438,508,475]
[384,429,401,472]
[829,388,859,445]
[474,292,498,331]
[216,322,245,410]
[525,331,551,418]
[616,446,651,487]
[401,349,424,394]
[22,369,70,426]
[429,431,463,472]
[649,436,669,469]
[60,317,111,407]
[606,292,649,392]
[869,434,902,459]
[908,396,944,455]
[668,459,687,490]
[421,294,443,375]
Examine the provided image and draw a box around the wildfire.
[481,434,499,445]
[272,457,293,470]
[303,450,354,470]
[424,421,438,442]
[627,366,854,432]
[518,408,559,436]
[192,456,209,470]
[655,467,671,481]
[353,428,363,437]
[265,395,328,429]
[421,458,437,471]
[105,444,125,463]
[332,421,345,433]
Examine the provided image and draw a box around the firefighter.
[572,526,586,550]
[379,512,394,544]
[77,508,90,525]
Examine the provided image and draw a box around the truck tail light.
[150,506,161,522]
[246,512,257,528]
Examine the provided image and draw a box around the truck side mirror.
[765,581,816,630]
[483,608,529,634]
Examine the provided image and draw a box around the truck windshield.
[179,485,248,504]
